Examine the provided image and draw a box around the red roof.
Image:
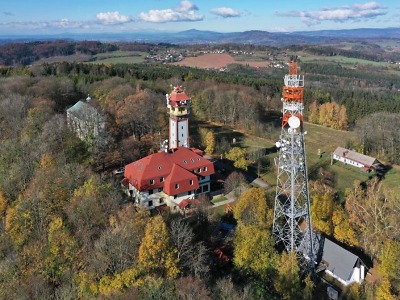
[164,164,199,195]
[124,147,215,196]
[178,199,200,210]
[169,86,190,106]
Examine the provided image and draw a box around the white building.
[332,147,378,172]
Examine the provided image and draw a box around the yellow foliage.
[76,271,99,299]
[233,188,271,227]
[39,153,55,169]
[226,147,248,171]
[0,191,7,217]
[376,277,395,300]
[233,224,278,278]
[138,215,180,278]
[332,206,359,247]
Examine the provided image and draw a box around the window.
[160,177,165,182]
[203,166,207,171]
[203,185,209,192]
[175,183,179,189]
[189,180,194,185]
[190,158,194,162]
[188,191,191,195]
[149,189,153,195]
[158,187,163,192]
[174,195,177,199]
[183,160,187,164]
[159,198,164,203]
[150,179,155,185]
[148,200,153,207]
[197,168,201,173]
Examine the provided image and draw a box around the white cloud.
[96,11,132,24]
[278,1,387,26]
[210,7,240,18]
[139,1,203,23]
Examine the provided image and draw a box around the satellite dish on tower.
[288,116,300,129]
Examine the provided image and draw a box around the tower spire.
[273,60,316,272]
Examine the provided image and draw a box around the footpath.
[210,177,271,208]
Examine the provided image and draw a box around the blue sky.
[0,0,399,35]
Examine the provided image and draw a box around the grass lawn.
[211,196,228,204]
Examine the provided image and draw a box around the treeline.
[290,44,400,63]
[0,40,119,66]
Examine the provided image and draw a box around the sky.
[0,0,399,35]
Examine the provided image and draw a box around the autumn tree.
[66,176,120,253]
[41,217,78,285]
[310,192,335,235]
[226,147,248,171]
[233,188,272,227]
[138,215,179,278]
[274,251,302,300]
[308,100,319,123]
[224,171,247,199]
[345,178,400,258]
[233,188,277,280]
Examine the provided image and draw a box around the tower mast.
[166,86,191,150]
[273,60,315,271]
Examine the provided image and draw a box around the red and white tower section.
[273,61,316,272]
[167,86,190,150]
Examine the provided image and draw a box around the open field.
[299,54,392,67]
[91,51,147,64]
[173,53,268,69]
[196,121,400,197]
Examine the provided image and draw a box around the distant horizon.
[1,1,399,35]
[1,25,399,38]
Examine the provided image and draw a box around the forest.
[0,40,400,299]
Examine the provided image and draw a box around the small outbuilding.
[319,237,367,286]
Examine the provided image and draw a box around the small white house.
[320,238,367,286]
[332,147,378,171]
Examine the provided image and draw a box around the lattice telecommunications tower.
[273,60,315,271]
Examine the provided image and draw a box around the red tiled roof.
[170,147,214,176]
[124,147,215,195]
[164,164,199,195]
[169,86,190,105]
[178,199,200,210]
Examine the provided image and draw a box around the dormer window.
[150,179,155,185]
[183,160,187,164]
[198,168,201,173]
[160,177,165,182]
[175,183,179,189]
[190,180,194,185]
[190,158,194,162]
[203,166,207,171]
